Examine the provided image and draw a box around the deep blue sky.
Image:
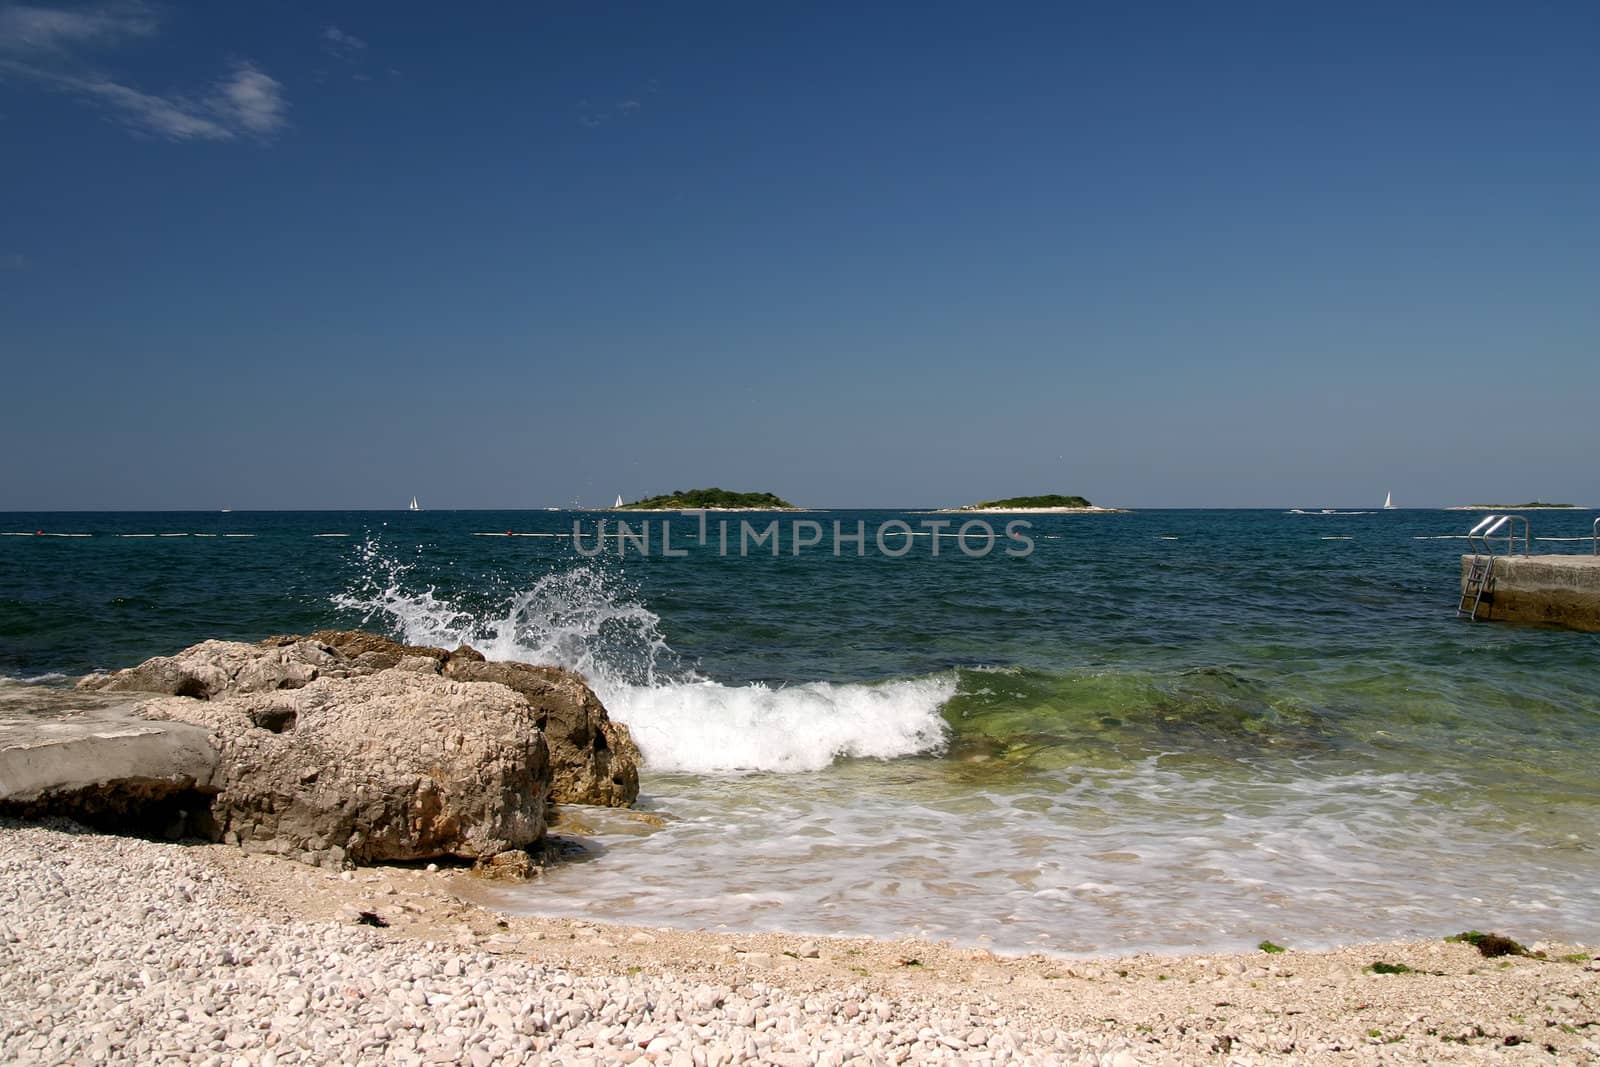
[2,2,1597,509]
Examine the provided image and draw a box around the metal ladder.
[1458,554,1494,620]
[1458,514,1530,621]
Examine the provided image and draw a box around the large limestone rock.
[82,631,642,808]
[444,660,641,807]
[137,670,549,866]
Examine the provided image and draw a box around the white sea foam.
[608,676,953,774]
[0,672,70,685]
[333,549,951,773]
[479,759,1600,956]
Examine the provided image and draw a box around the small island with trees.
[940,494,1127,513]
[614,488,799,511]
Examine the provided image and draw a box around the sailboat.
[614,494,625,508]
[408,496,420,512]
[1383,490,1396,510]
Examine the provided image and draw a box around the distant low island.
[614,488,798,511]
[1446,502,1582,510]
[940,494,1126,513]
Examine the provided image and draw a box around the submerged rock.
[137,670,549,865]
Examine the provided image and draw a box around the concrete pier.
[1461,554,1600,631]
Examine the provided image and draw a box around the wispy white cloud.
[578,84,660,128]
[314,23,384,85]
[322,24,365,58]
[65,73,235,139]
[12,58,286,140]
[0,2,287,141]
[210,60,284,134]
[0,0,156,54]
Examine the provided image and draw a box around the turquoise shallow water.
[3,508,1597,953]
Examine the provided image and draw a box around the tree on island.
[615,488,797,510]
[963,494,1093,509]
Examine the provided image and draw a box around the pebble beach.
[4,819,1597,1066]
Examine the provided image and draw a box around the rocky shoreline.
[3,633,639,875]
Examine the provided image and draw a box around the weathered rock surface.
[264,630,486,672]
[0,703,218,833]
[81,631,641,808]
[444,659,641,806]
[137,670,549,866]
[77,639,344,699]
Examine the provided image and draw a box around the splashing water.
[336,552,681,688]
[333,546,952,773]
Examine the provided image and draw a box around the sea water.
[2,508,1596,954]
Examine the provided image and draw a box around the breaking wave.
[332,546,951,774]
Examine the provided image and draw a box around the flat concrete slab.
[1461,554,1600,631]
[0,682,218,807]
[1492,554,1600,572]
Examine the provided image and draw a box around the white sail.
[409,496,420,511]
[614,494,624,508]
[1383,491,1395,510]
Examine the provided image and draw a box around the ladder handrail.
[1504,514,1530,555]
[1467,513,1531,557]
[1467,514,1502,538]
[1467,513,1498,556]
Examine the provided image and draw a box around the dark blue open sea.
[3,508,1597,955]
